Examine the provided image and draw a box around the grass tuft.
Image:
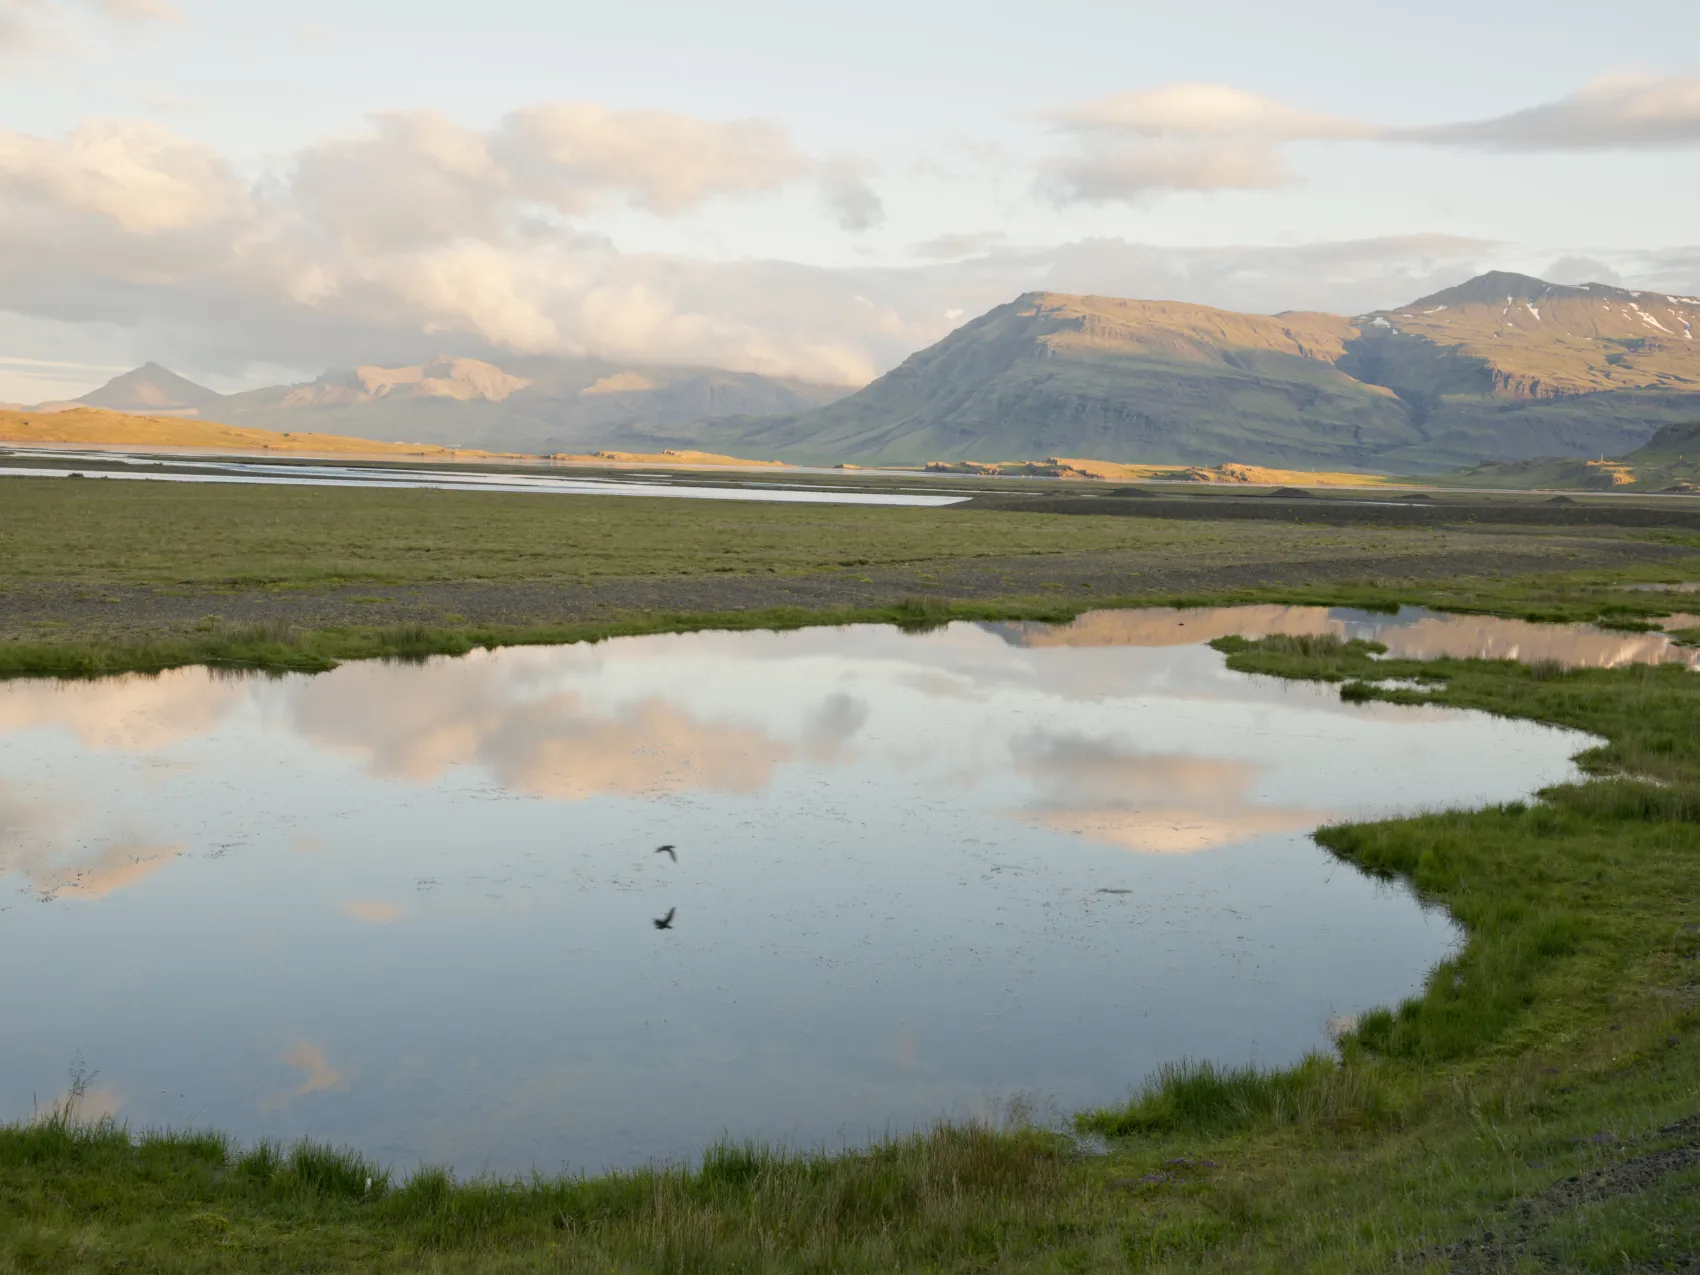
[1077,1054,1394,1137]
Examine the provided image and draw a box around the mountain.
[685,273,1700,472]
[46,356,850,453]
[1437,419,1700,493]
[72,362,227,416]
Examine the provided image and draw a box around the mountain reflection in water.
[990,603,1700,669]
[0,616,1595,1173]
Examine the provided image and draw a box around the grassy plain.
[1,475,1699,1270]
[3,475,1699,678]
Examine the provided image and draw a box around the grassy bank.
[4,634,1698,1271]
[2,567,1698,680]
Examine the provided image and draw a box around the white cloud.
[1400,72,1700,151]
[0,117,247,232]
[1041,82,1374,203]
[1039,73,1700,206]
[1041,139,1292,203]
[497,101,807,215]
[1047,83,1371,141]
[0,111,917,385]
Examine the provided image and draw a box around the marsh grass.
[2,1122,1094,1273]
[1077,1055,1396,1138]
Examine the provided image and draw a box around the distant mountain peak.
[1398,270,1646,312]
[75,363,224,415]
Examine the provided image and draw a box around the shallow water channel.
[0,612,1601,1174]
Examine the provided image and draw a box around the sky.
[1,0,1697,400]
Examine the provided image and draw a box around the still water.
[0,451,966,507]
[0,614,1595,1173]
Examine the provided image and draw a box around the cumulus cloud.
[0,117,248,232]
[0,106,912,384]
[498,101,807,215]
[1400,72,1700,151]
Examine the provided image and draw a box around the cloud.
[910,230,1006,260]
[498,101,807,216]
[0,0,176,72]
[1544,254,1625,287]
[281,655,868,800]
[0,117,248,232]
[0,86,1676,387]
[0,781,185,900]
[1041,139,1292,202]
[0,666,244,749]
[1047,83,1371,141]
[816,157,885,232]
[1400,72,1700,151]
[0,0,62,65]
[92,0,181,25]
[265,1043,348,1110]
[1040,74,1700,206]
[0,107,916,385]
[1041,82,1374,203]
[1010,732,1329,853]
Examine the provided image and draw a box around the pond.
[0,611,1596,1174]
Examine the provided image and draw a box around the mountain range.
[34,356,851,454]
[684,272,1700,472]
[24,271,1700,472]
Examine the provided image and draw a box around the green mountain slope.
[688,274,1700,472]
[1438,419,1700,492]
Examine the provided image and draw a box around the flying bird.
[655,845,677,862]
[653,907,676,930]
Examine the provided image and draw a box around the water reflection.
[1012,734,1328,853]
[0,620,1593,1173]
[994,604,1700,669]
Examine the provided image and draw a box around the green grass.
[0,477,1261,587]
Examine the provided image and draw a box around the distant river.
[0,449,969,507]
